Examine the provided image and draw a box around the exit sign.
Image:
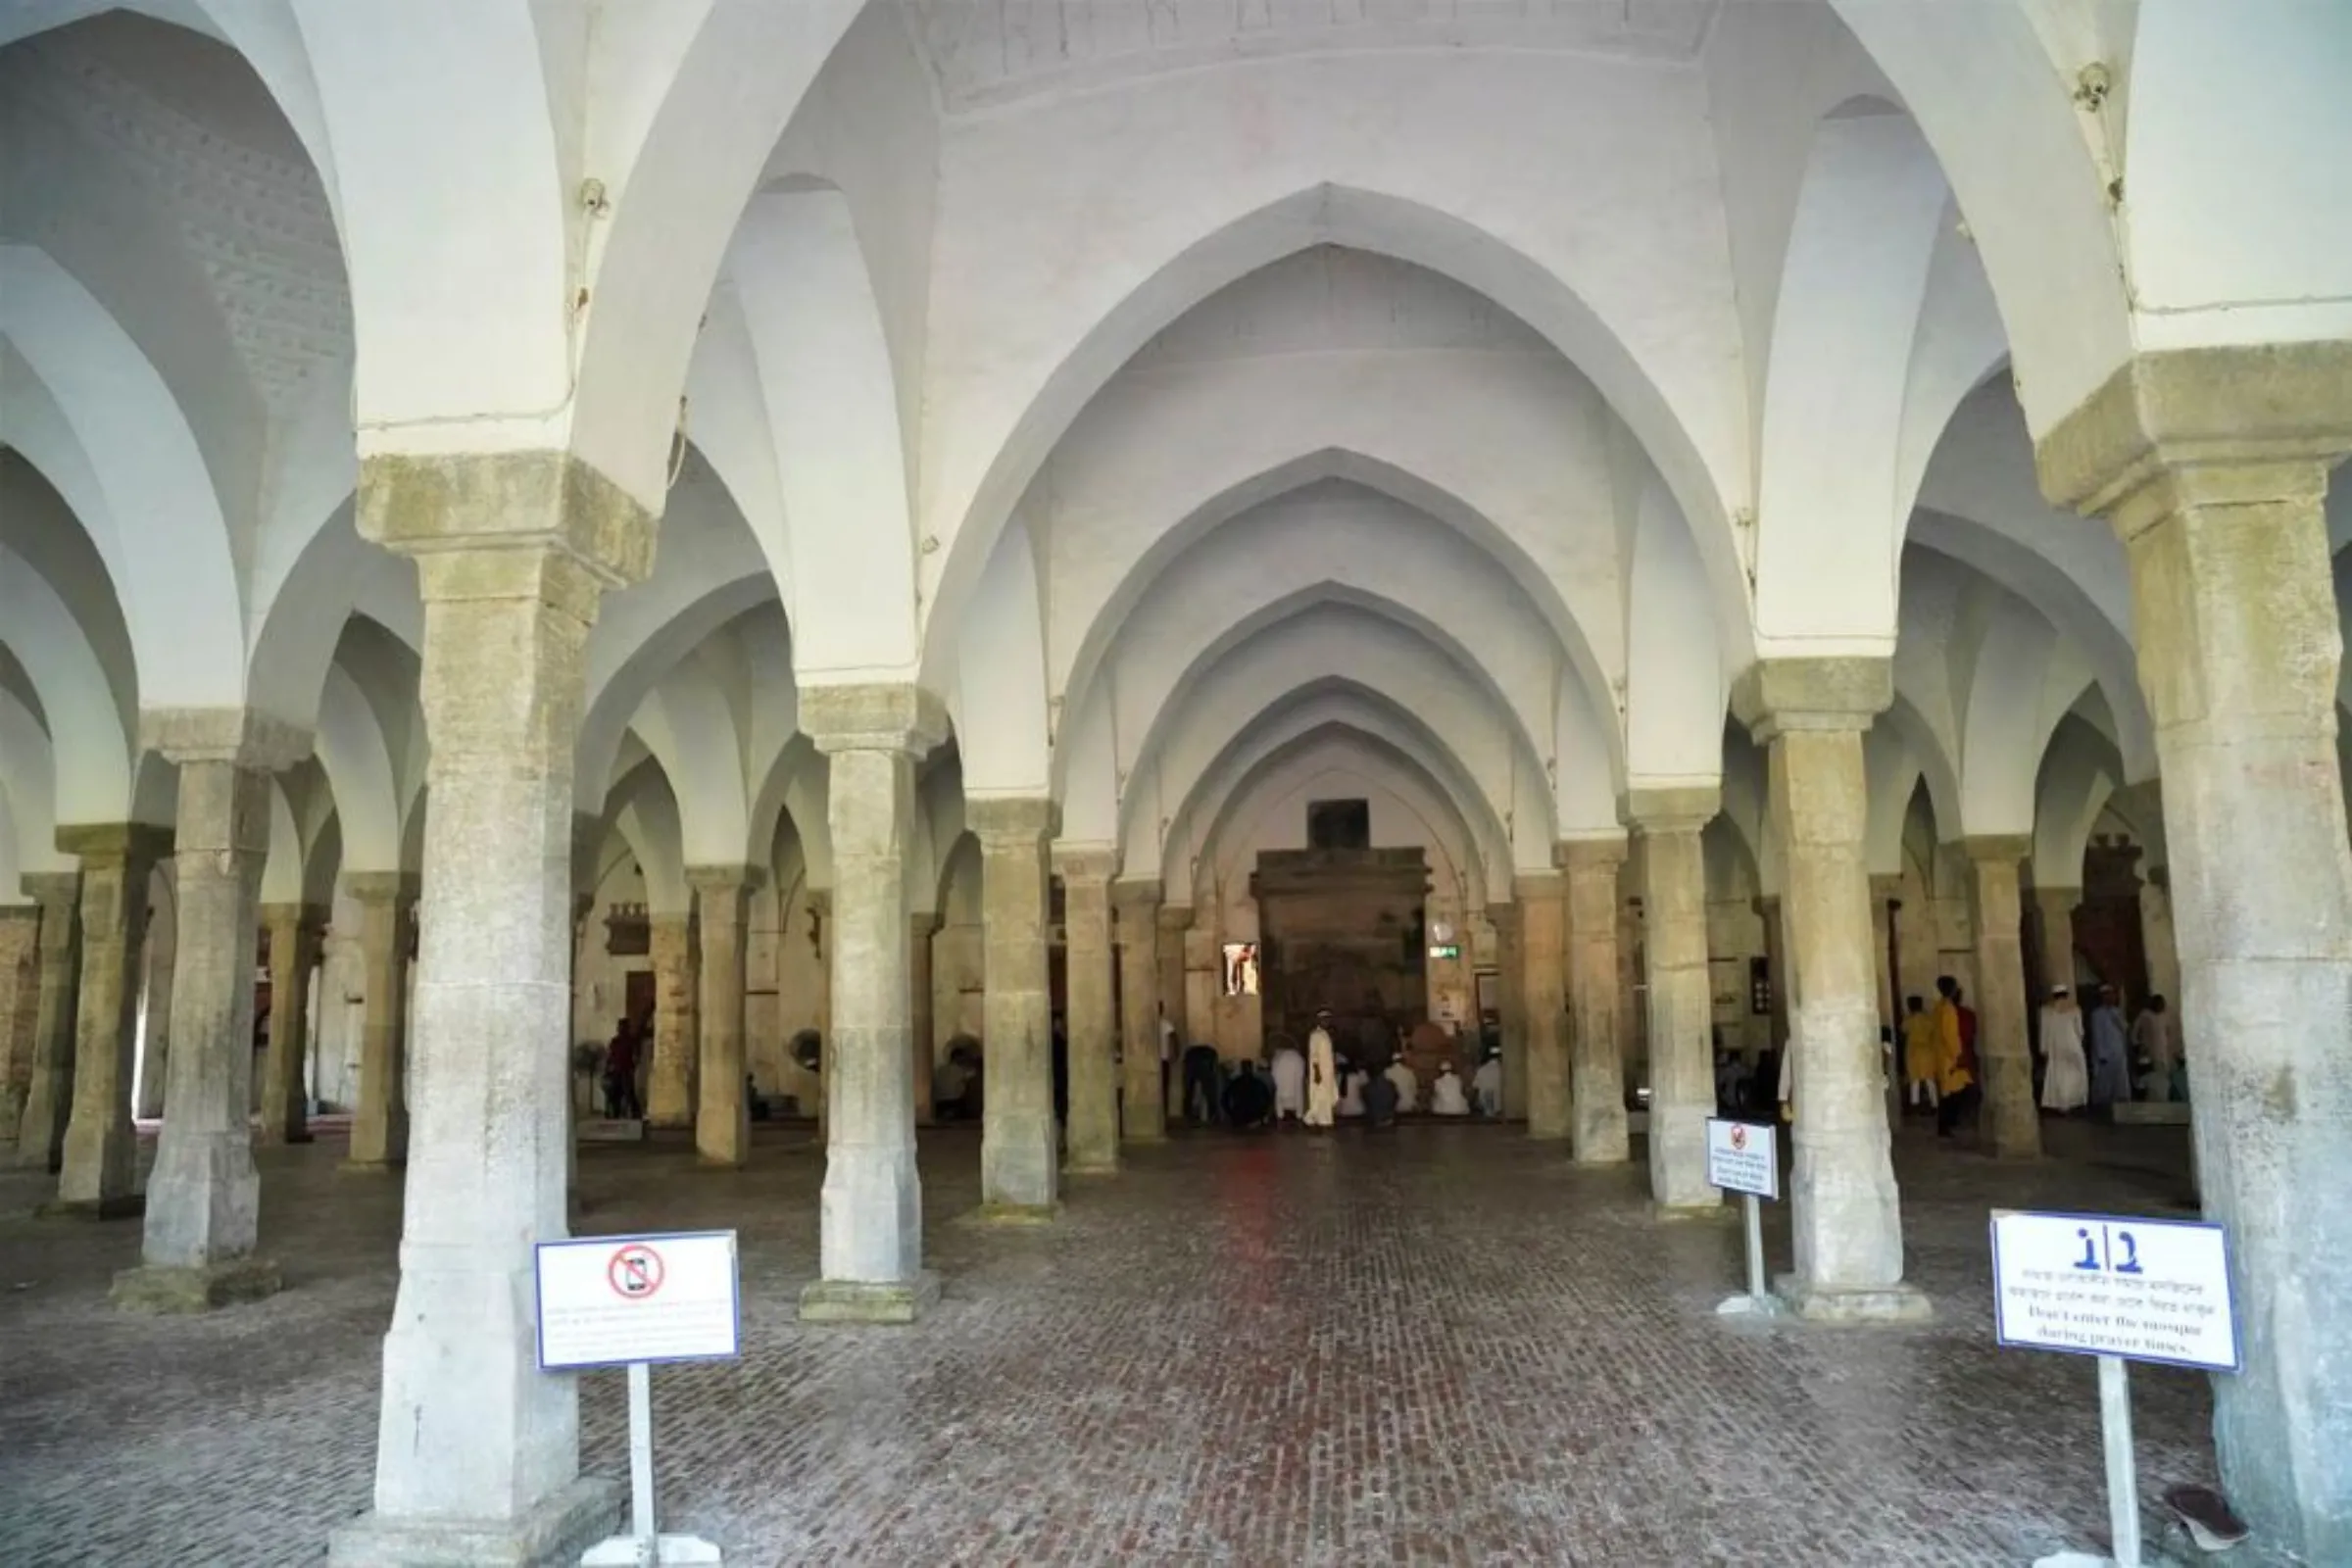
[1428,943,1460,959]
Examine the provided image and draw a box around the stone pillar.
[2140,867,2182,1011]
[1740,661,1926,1322]
[970,797,1058,1219]
[1116,881,1165,1144]
[796,685,944,1324]
[909,912,938,1126]
[0,906,39,1135]
[345,873,416,1169]
[55,823,171,1216]
[690,867,754,1167]
[1155,904,1187,1045]
[1964,837,2038,1158]
[10,874,75,1170]
[1626,792,1719,1215]
[1490,904,1525,1118]
[322,454,649,1565]
[1056,849,1118,1174]
[116,720,298,1309]
[1561,838,1629,1163]
[2034,886,2080,1000]
[646,910,696,1128]
[256,903,322,1147]
[1515,874,1569,1140]
[134,866,175,1120]
[2037,348,2352,1558]
[1867,874,1900,1029]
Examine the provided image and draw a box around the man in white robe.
[2039,986,2088,1111]
[1304,1010,1340,1128]
[1471,1053,1502,1117]
[1269,1042,1307,1122]
[1430,1063,1470,1115]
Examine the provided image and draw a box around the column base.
[797,1271,941,1325]
[338,1158,406,1176]
[1650,1199,1731,1224]
[39,1194,145,1221]
[327,1476,622,1568]
[1774,1271,1934,1325]
[968,1200,1062,1227]
[112,1257,283,1314]
[1121,1129,1168,1147]
[1062,1155,1120,1177]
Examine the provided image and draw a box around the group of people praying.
[1186,1008,1504,1131]
[1895,974,2179,1130]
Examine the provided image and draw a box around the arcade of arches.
[1,4,2349,1563]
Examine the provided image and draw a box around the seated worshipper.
[1222,1059,1275,1130]
[933,1046,979,1120]
[1336,1057,1366,1119]
[1183,1041,1223,1124]
[1269,1040,1307,1123]
[1361,1060,1400,1129]
[1384,1054,1421,1114]
[1430,1062,1471,1116]
[1472,1051,1503,1117]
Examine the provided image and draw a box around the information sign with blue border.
[1990,1210,2238,1373]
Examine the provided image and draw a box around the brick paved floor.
[0,1118,2216,1565]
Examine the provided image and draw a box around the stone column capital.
[1052,844,1117,885]
[261,900,329,928]
[1486,901,1519,934]
[800,682,949,757]
[686,863,763,894]
[1621,786,1720,836]
[343,869,423,906]
[356,450,657,589]
[0,905,39,929]
[1867,873,1904,906]
[1730,658,1892,742]
[1512,870,1567,902]
[967,796,1056,847]
[909,909,941,939]
[1112,877,1162,910]
[1149,897,1186,931]
[1554,835,1629,872]
[2034,342,2352,529]
[141,708,313,770]
[21,871,79,913]
[1961,834,2033,867]
[55,821,174,869]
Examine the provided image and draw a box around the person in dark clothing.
[603,1019,644,1119]
[1222,1060,1274,1129]
[1360,1062,1400,1129]
[1182,1042,1223,1124]
[1051,1011,1070,1129]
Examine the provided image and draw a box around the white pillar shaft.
[1638,825,1715,1211]
[1564,847,1628,1164]
[1117,888,1165,1144]
[58,831,164,1212]
[1060,864,1117,1173]
[692,875,751,1167]
[346,879,413,1167]
[1517,880,1569,1141]
[13,875,78,1171]
[974,801,1056,1214]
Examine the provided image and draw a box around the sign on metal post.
[536,1232,740,1566]
[1991,1210,2240,1568]
[1705,1118,1782,1318]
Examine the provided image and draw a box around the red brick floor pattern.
[0,1119,2213,1565]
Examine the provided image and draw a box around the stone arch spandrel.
[922,174,1745,679]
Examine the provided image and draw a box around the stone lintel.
[966,795,1056,846]
[21,870,78,910]
[1512,871,1567,901]
[2034,341,2352,525]
[139,708,314,770]
[1730,659,1892,741]
[345,870,422,906]
[1053,844,1118,884]
[1554,835,1628,871]
[799,681,949,757]
[685,863,763,893]
[53,821,173,867]
[357,449,657,589]
[1621,786,1721,835]
[1961,834,2034,867]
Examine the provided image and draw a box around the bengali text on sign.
[1990,1210,2238,1372]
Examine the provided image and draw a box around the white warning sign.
[535,1230,740,1371]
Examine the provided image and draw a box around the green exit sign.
[1427,943,1460,960]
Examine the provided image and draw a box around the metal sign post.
[1704,1118,1782,1318]
[1990,1210,2240,1568]
[537,1231,741,1567]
